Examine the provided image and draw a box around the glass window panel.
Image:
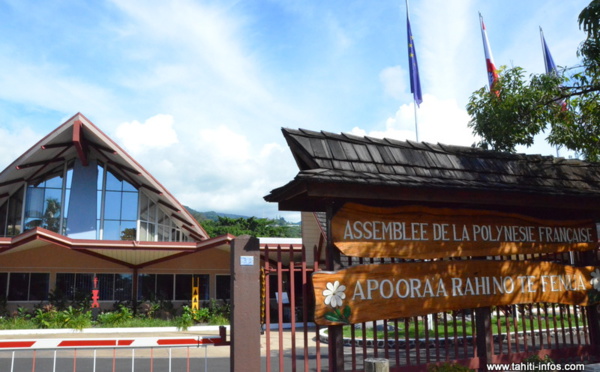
[43,188,63,232]
[75,274,94,298]
[157,209,168,225]
[0,201,8,237]
[103,220,121,240]
[0,273,7,299]
[122,179,136,192]
[65,167,74,189]
[139,193,149,221]
[105,170,122,191]
[147,223,156,242]
[7,187,23,236]
[216,275,231,300]
[156,274,174,300]
[97,274,114,301]
[115,274,132,301]
[25,187,45,220]
[138,274,156,301]
[148,202,157,223]
[199,275,210,301]
[97,164,105,191]
[119,221,137,241]
[63,189,71,219]
[29,273,49,301]
[157,225,168,242]
[45,175,63,189]
[56,273,76,300]
[175,274,192,301]
[8,273,29,301]
[96,191,103,220]
[121,192,138,221]
[104,191,121,220]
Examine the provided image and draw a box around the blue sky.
[0,0,590,221]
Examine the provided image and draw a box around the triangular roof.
[0,112,208,240]
[265,128,600,217]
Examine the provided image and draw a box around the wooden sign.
[332,203,597,259]
[313,260,600,325]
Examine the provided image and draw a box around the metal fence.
[0,335,224,372]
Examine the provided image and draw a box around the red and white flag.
[479,13,499,92]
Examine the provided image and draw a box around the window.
[137,274,174,301]
[216,275,231,300]
[0,273,7,299]
[139,192,188,242]
[23,163,72,234]
[56,273,132,302]
[6,273,49,301]
[96,164,139,240]
[175,274,209,301]
[0,186,24,237]
[56,273,93,300]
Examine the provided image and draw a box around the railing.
[0,335,225,372]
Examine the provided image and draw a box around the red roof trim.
[72,120,88,166]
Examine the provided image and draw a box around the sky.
[0,0,591,222]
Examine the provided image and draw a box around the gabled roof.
[265,128,600,216]
[0,113,209,241]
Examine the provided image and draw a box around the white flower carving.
[591,269,600,290]
[323,281,346,308]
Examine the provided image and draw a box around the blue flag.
[541,28,557,75]
[407,14,423,106]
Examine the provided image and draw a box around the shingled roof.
[265,128,600,216]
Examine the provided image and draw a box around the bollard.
[364,358,389,372]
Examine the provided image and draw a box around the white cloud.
[115,114,179,154]
[353,95,475,146]
[379,65,408,100]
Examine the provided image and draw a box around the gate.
[262,241,600,371]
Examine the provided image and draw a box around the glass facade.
[0,160,191,242]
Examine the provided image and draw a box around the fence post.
[475,307,493,368]
[326,203,345,371]
[230,235,261,372]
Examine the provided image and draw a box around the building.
[0,113,233,310]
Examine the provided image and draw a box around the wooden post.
[364,358,389,372]
[475,307,493,368]
[230,235,261,372]
[326,203,345,371]
[580,244,600,349]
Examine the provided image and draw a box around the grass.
[340,316,578,339]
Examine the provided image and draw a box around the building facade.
[0,113,232,310]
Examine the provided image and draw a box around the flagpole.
[406,0,421,142]
[413,98,419,142]
[540,26,560,158]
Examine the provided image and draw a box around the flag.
[540,28,558,75]
[540,27,567,110]
[407,8,423,106]
[479,13,499,92]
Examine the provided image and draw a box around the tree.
[467,0,600,161]
[200,216,301,238]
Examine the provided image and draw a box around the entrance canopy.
[265,128,600,219]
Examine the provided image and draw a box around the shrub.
[428,363,474,372]
[96,305,133,327]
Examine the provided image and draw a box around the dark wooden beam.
[16,158,64,170]
[158,200,180,212]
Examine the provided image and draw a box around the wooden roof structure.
[265,128,600,219]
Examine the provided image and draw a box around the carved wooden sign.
[313,260,600,325]
[332,203,598,259]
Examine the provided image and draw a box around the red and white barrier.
[0,336,223,350]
